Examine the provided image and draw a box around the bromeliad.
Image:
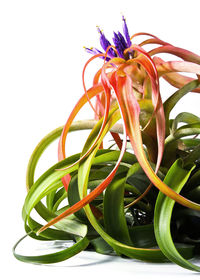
[14,17,200,271]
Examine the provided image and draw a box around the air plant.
[13,17,200,272]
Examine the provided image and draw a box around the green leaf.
[82,203,168,262]
[165,122,200,146]
[185,169,200,190]
[154,158,200,271]
[90,236,114,255]
[126,162,164,204]
[171,112,200,133]
[103,176,132,246]
[77,125,168,262]
[163,79,200,135]
[182,138,200,148]
[68,174,88,223]
[128,224,157,248]
[13,234,89,264]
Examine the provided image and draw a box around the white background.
[1,0,200,279]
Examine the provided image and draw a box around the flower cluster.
[85,16,132,60]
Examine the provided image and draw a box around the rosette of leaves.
[13,17,200,272]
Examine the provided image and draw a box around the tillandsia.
[13,16,200,271]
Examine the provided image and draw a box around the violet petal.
[97,27,116,58]
[84,47,110,61]
[113,32,125,58]
[122,16,132,47]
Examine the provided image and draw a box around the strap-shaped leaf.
[77,126,168,262]
[103,177,132,246]
[116,74,200,211]
[68,174,88,222]
[171,112,200,133]
[163,79,200,135]
[126,161,165,204]
[128,224,157,248]
[185,170,200,193]
[154,158,200,271]
[36,106,126,234]
[90,237,114,255]
[163,80,200,117]
[81,197,168,261]
[68,166,128,223]
[13,234,89,264]
[23,150,131,232]
[165,122,200,146]
[182,138,200,148]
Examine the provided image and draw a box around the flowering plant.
[13,17,200,272]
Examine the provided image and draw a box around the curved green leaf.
[103,176,132,246]
[171,112,200,133]
[163,79,200,135]
[128,224,157,248]
[77,123,168,262]
[165,122,200,146]
[13,233,89,264]
[154,158,200,271]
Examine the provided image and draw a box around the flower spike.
[113,32,127,58]
[97,26,116,58]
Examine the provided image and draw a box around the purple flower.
[85,16,132,60]
[83,47,111,61]
[97,27,116,58]
[113,31,127,58]
[122,15,132,47]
